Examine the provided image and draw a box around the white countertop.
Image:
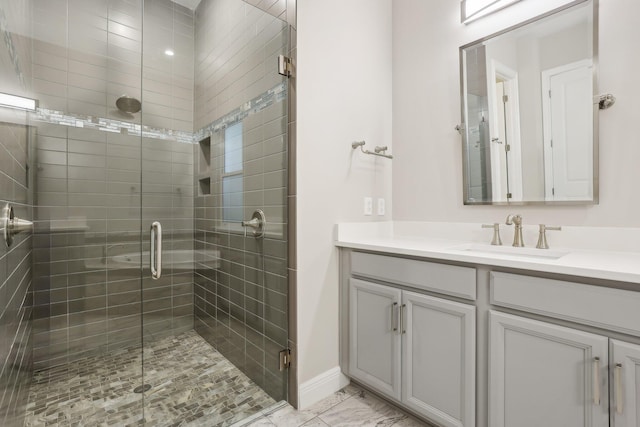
[335,222,640,284]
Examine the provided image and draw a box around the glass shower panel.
[16,0,147,424]
[195,0,291,404]
[0,0,290,424]
[140,0,290,424]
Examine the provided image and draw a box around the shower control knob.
[241,209,266,238]
[2,203,33,247]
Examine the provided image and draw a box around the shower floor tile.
[24,330,276,427]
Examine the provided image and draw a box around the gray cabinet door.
[402,291,475,427]
[611,340,640,427]
[349,278,402,400]
[489,311,609,427]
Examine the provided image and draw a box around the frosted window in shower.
[224,122,243,173]
[223,122,243,222]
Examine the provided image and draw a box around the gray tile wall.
[242,0,286,20]
[0,1,35,425]
[31,0,194,132]
[141,136,195,342]
[0,123,34,427]
[194,0,287,129]
[142,0,195,132]
[32,125,194,369]
[193,0,289,402]
[29,0,196,369]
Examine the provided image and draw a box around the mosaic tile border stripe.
[29,81,287,145]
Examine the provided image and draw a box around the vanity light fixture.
[461,0,522,24]
[0,92,37,111]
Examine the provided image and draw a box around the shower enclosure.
[0,0,293,425]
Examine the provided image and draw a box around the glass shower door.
[139,0,290,424]
[22,0,148,424]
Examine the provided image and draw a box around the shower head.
[116,95,141,114]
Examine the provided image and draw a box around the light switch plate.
[377,198,385,216]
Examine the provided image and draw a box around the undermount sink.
[451,243,569,260]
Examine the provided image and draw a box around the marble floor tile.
[243,418,277,427]
[303,384,360,415]
[317,389,416,427]
[265,404,317,426]
[390,416,431,427]
[245,385,429,427]
[300,417,330,426]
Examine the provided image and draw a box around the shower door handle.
[150,221,162,279]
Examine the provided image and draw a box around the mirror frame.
[459,0,599,205]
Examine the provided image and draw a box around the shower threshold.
[24,330,275,427]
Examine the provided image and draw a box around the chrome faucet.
[505,214,524,247]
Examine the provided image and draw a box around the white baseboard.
[298,367,350,409]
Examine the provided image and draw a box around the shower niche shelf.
[198,177,211,196]
[198,136,212,195]
[198,136,211,172]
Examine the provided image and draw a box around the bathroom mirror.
[460,0,598,205]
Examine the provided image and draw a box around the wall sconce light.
[461,0,523,24]
[0,92,37,111]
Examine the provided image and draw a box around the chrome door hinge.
[279,348,291,371]
[502,95,509,103]
[507,192,512,199]
[278,55,293,77]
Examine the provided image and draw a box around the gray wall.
[193,0,289,401]
[0,1,34,425]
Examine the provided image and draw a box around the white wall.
[297,0,393,389]
[393,0,640,227]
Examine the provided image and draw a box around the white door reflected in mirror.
[542,60,593,201]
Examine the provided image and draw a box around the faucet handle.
[536,224,562,249]
[482,223,502,246]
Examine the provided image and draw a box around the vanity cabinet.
[340,249,640,427]
[402,290,475,427]
[348,279,402,400]
[489,311,640,427]
[347,270,476,427]
[488,311,609,427]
